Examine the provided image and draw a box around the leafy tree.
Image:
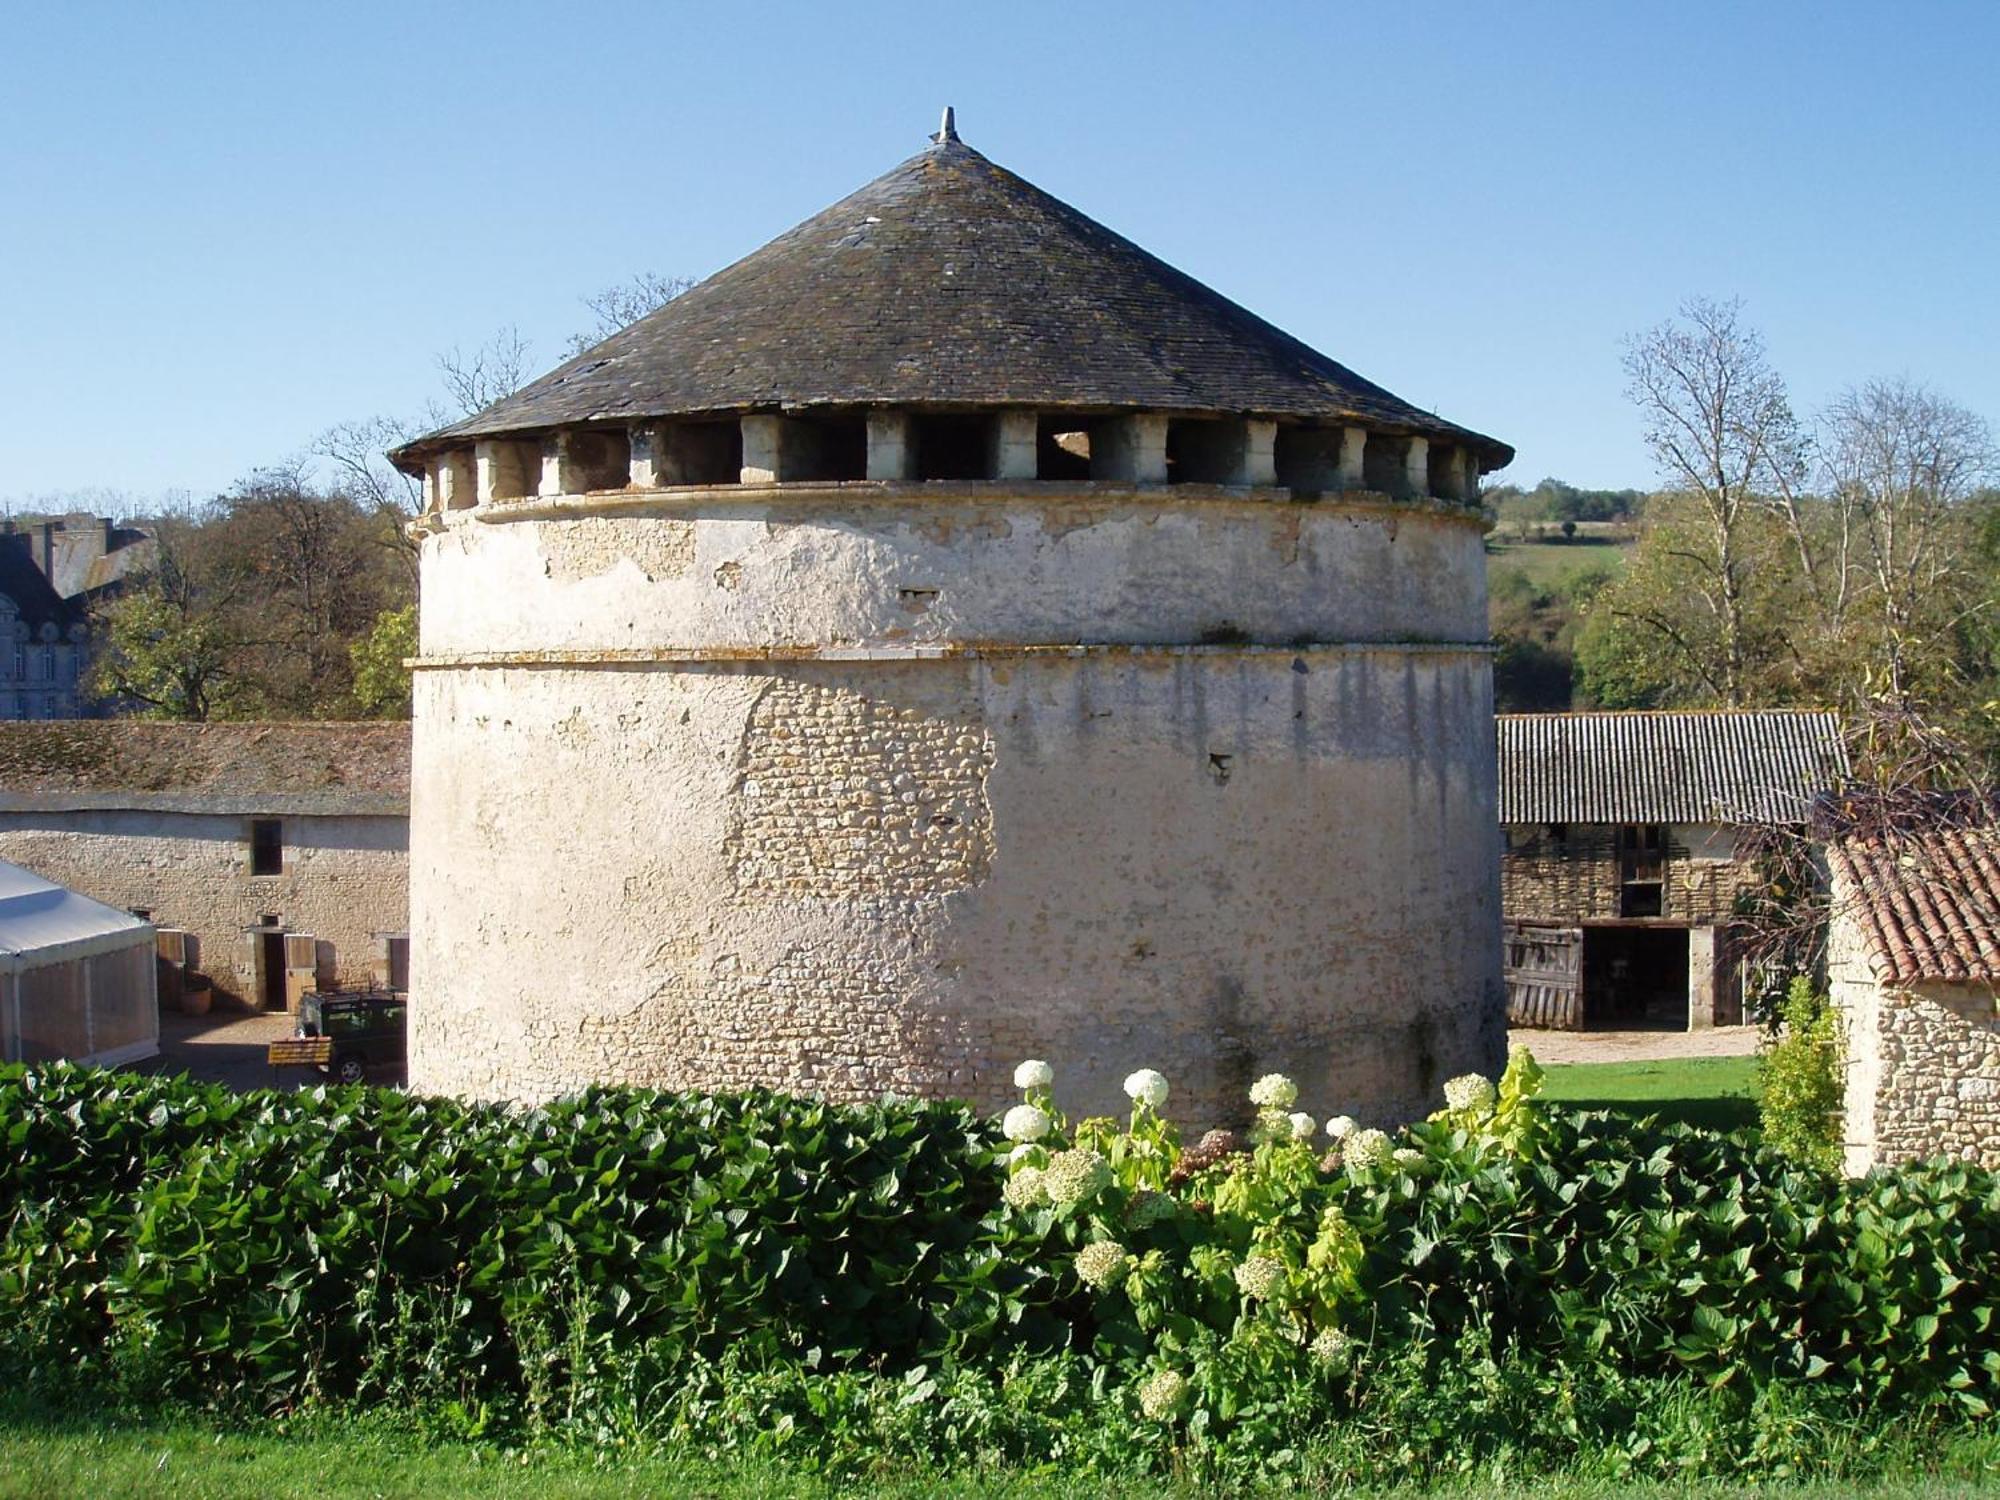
[89,590,239,722]
[350,606,416,719]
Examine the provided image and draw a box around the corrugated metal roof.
[1498,711,1847,826]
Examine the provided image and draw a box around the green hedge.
[2,1058,1997,1476]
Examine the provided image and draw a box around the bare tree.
[1622,298,1806,704]
[435,325,531,419]
[565,271,693,356]
[309,416,427,586]
[1819,379,1996,704]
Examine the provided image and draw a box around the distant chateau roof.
[1830,814,2000,984]
[0,538,81,633]
[393,133,1511,472]
[1498,711,1848,826]
[0,721,409,816]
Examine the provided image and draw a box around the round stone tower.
[392,117,1514,1125]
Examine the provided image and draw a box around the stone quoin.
[391,114,1515,1125]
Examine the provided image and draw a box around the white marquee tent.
[0,860,157,1067]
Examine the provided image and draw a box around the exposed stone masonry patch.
[727,678,995,901]
[537,516,695,584]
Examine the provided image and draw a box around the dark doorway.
[260,930,286,1011]
[1582,926,1688,1030]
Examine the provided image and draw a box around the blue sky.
[2,1,1995,507]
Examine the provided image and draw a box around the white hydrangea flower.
[1122,1068,1169,1109]
[1324,1115,1359,1141]
[1248,1073,1298,1110]
[1344,1128,1392,1170]
[1443,1072,1496,1113]
[1043,1147,1113,1207]
[1393,1147,1424,1169]
[1232,1255,1286,1300]
[1287,1111,1317,1141]
[1075,1240,1131,1290]
[1014,1059,1054,1090]
[1002,1103,1051,1143]
[1124,1189,1175,1229]
[1001,1166,1047,1210]
[1137,1368,1190,1422]
[1310,1326,1354,1370]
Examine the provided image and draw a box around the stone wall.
[1500,822,1761,924]
[0,810,407,1002]
[1829,897,2000,1173]
[411,480,1503,1127]
[411,647,1502,1128]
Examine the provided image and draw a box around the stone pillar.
[1092,413,1169,484]
[629,425,665,488]
[431,450,475,511]
[867,410,915,480]
[475,440,537,504]
[741,415,819,484]
[988,410,1039,481]
[1687,925,1720,1029]
[1243,419,1277,487]
[1338,427,1368,489]
[1404,436,1430,499]
[1429,444,1467,503]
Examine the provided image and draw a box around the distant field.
[1543,1054,1761,1135]
[1487,534,1635,591]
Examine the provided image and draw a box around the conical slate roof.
[393,130,1511,470]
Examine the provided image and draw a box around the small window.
[130,907,152,922]
[250,819,283,877]
[1617,823,1665,917]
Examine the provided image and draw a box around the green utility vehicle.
[267,989,408,1085]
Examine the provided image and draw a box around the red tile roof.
[1829,820,2000,984]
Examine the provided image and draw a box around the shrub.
[2,1051,1996,1480]
[1759,974,1845,1171]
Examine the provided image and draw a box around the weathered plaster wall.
[410,484,1502,1126]
[411,648,1501,1127]
[417,485,1488,659]
[1830,891,2000,1174]
[0,811,407,1001]
[1500,822,1760,924]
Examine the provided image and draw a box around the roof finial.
[934,106,959,145]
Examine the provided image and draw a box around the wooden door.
[1504,923,1583,1029]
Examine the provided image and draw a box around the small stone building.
[0,722,409,1008]
[389,117,1515,1124]
[1827,815,2000,1173]
[1501,711,1846,1030]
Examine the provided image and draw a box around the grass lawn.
[2,1411,1997,1499]
[1542,1054,1761,1135]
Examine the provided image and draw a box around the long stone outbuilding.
[0,721,409,1008]
[391,115,1516,1126]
